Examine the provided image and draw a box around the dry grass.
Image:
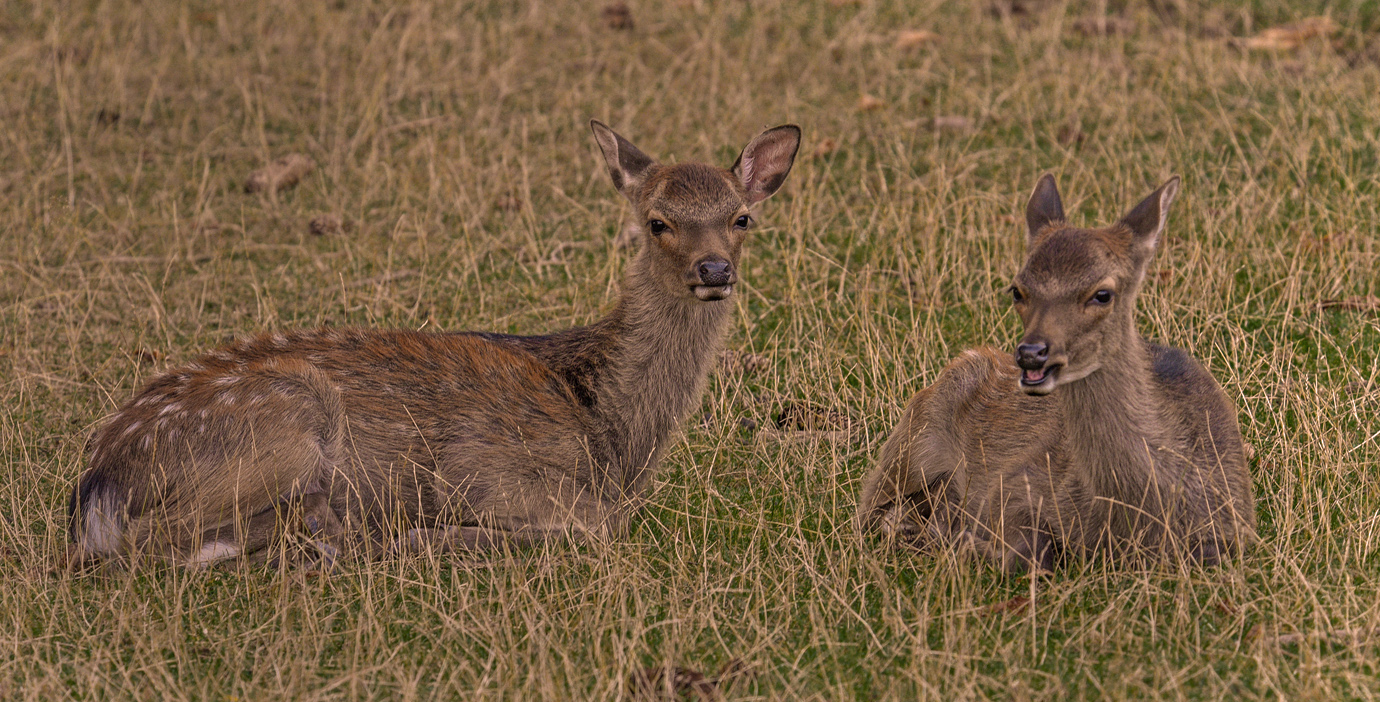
[2,0,1379,698]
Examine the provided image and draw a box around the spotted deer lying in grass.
[857,175,1256,573]
[70,120,801,568]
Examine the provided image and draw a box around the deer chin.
[691,284,733,301]
[1019,364,1060,395]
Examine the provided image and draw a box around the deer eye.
[647,219,668,235]
[1090,289,1113,305]
[734,215,752,229]
[1009,286,1024,303]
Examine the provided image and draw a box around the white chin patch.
[693,285,733,301]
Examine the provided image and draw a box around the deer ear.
[1025,174,1065,240]
[1119,175,1180,252]
[590,120,656,203]
[732,125,801,205]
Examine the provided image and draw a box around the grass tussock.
[2,0,1380,699]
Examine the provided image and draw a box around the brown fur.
[857,175,1256,573]
[70,121,801,567]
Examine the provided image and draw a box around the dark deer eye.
[1010,286,1024,303]
[734,215,751,229]
[1091,290,1113,305]
[647,219,668,235]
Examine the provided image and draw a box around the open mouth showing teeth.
[1019,365,1060,392]
[692,284,733,301]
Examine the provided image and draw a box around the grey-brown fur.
[70,121,801,567]
[857,174,1256,573]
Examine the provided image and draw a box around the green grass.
[3,0,1379,698]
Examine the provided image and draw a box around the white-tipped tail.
[77,491,126,556]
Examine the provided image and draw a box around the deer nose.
[1015,342,1049,370]
[696,259,734,287]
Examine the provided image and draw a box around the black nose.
[697,259,734,287]
[1016,342,1049,370]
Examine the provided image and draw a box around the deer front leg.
[858,404,944,539]
[390,471,626,557]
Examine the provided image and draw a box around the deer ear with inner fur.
[732,125,801,205]
[1025,173,1066,240]
[590,120,657,204]
[1119,175,1181,253]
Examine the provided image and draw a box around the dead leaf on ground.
[1243,16,1338,51]
[345,270,417,289]
[932,115,973,132]
[602,2,634,30]
[308,214,344,236]
[989,0,1041,19]
[493,193,524,212]
[1300,231,1351,251]
[895,29,939,50]
[1071,15,1135,36]
[811,137,839,159]
[719,349,769,375]
[630,658,751,700]
[1316,296,1380,314]
[979,595,1031,616]
[776,401,848,432]
[245,154,315,195]
[857,94,886,112]
[630,665,714,700]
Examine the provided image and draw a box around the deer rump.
[71,329,628,561]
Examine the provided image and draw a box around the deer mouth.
[692,284,734,301]
[1019,364,1059,395]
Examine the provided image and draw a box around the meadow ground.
[2,0,1380,699]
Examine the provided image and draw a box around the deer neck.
[596,259,732,482]
[1057,326,1173,499]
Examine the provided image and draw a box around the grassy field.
[3,0,1380,698]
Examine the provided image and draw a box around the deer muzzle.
[1015,340,1060,395]
[689,258,737,301]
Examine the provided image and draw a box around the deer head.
[1010,174,1180,395]
[590,121,800,302]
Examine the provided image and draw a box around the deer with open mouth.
[858,174,1256,573]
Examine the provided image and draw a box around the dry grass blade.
[1243,16,1339,51]
[1070,15,1134,37]
[1274,627,1374,647]
[244,154,315,195]
[1316,296,1380,314]
[895,30,939,50]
